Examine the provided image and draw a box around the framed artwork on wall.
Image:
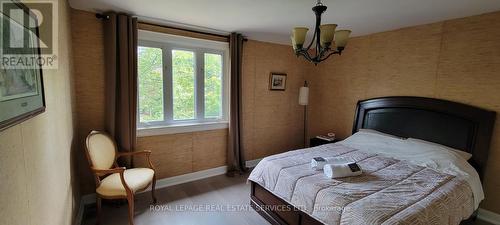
[0,1,46,131]
[269,73,287,91]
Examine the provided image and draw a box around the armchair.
[85,130,157,225]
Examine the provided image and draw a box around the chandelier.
[291,0,351,64]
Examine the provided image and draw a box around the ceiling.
[69,0,500,45]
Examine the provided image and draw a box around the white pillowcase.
[357,129,472,160]
[407,138,473,160]
[358,129,405,139]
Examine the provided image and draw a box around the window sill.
[137,121,229,137]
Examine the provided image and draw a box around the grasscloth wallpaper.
[308,11,500,213]
[241,40,310,161]
[71,9,107,195]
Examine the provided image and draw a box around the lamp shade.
[319,24,337,47]
[293,27,309,45]
[299,86,309,106]
[335,30,351,48]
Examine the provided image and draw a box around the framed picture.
[269,73,287,91]
[0,2,45,131]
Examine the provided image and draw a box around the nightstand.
[310,137,341,147]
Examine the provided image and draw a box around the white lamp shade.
[299,87,309,106]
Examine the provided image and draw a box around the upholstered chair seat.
[97,168,155,197]
[85,130,157,225]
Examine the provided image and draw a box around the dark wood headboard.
[352,96,495,180]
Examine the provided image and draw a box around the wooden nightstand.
[310,137,341,147]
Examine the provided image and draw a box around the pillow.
[407,138,473,160]
[358,129,406,140]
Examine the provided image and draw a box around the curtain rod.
[96,13,248,42]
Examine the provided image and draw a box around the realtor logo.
[0,0,58,69]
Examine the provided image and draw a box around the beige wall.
[241,40,311,160]
[135,130,227,178]
[0,1,78,225]
[308,11,500,213]
[70,10,309,194]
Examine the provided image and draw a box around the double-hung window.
[137,30,229,136]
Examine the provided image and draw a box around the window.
[172,49,196,120]
[138,46,164,123]
[137,31,229,136]
[204,53,223,119]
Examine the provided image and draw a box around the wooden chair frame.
[85,130,157,225]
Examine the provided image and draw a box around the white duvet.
[339,131,484,209]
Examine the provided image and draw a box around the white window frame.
[137,30,230,136]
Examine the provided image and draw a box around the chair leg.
[127,195,135,225]
[151,175,157,203]
[96,196,101,225]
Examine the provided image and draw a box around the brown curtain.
[103,13,138,166]
[227,33,246,175]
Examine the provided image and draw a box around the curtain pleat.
[103,13,138,166]
[227,33,246,175]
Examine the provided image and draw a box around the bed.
[248,96,495,225]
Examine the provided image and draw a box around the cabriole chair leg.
[127,195,135,225]
[152,176,157,204]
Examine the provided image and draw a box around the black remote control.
[313,157,326,162]
[348,163,361,172]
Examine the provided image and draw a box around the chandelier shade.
[291,0,352,64]
[292,27,309,46]
[335,30,351,48]
[319,24,337,47]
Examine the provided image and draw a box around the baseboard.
[478,208,500,225]
[245,158,262,168]
[142,165,228,192]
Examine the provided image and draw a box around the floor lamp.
[299,81,309,147]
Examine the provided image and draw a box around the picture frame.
[0,1,45,131]
[269,73,287,91]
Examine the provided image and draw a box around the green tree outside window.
[138,46,163,123]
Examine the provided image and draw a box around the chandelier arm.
[298,50,314,62]
[300,49,316,62]
[319,51,340,62]
[312,46,326,62]
[318,47,328,59]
